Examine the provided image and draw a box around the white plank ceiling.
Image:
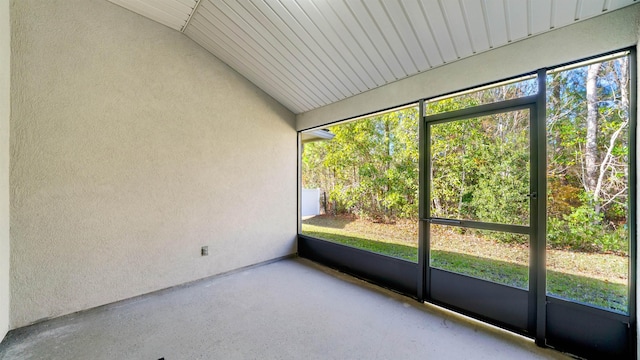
[109,0,638,114]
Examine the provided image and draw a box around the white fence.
[301,188,321,216]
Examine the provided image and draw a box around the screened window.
[300,105,419,262]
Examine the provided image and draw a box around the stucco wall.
[10,0,296,328]
[637,19,640,360]
[297,4,640,130]
[0,0,10,342]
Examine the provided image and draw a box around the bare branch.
[593,119,629,203]
[601,186,628,208]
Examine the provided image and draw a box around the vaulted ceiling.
[108,0,638,114]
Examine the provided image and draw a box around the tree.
[546,56,630,253]
[302,106,419,221]
[302,55,630,254]
[585,63,600,206]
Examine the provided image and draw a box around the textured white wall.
[10,0,296,328]
[297,5,640,130]
[637,20,640,360]
[0,0,10,342]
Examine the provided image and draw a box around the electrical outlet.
[201,246,208,256]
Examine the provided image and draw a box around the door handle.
[426,218,462,225]
[526,192,537,199]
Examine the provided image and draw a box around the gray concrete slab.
[0,258,571,360]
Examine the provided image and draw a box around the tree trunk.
[619,57,629,114]
[585,63,600,213]
[384,120,391,217]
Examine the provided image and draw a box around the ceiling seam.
[399,0,434,67]
[417,0,448,65]
[113,0,639,115]
[338,1,398,82]
[575,0,583,20]
[237,1,338,103]
[287,0,364,93]
[458,0,478,54]
[188,25,311,111]
[526,0,533,35]
[546,0,554,31]
[297,0,373,91]
[436,0,461,59]
[271,0,355,97]
[361,0,411,77]
[258,1,350,100]
[345,0,405,79]
[248,0,346,102]
[205,1,328,106]
[550,0,557,29]
[181,0,202,32]
[259,0,352,98]
[480,0,494,48]
[322,2,387,86]
[503,0,513,42]
[379,0,425,71]
[186,25,309,111]
[307,1,379,89]
[223,0,335,105]
[190,13,317,110]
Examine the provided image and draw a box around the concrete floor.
[0,258,571,360]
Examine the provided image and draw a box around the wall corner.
[0,0,11,343]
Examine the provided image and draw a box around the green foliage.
[303,225,627,312]
[302,56,630,255]
[545,57,630,255]
[301,229,417,261]
[302,106,419,221]
[430,108,530,244]
[432,251,529,289]
[547,204,628,253]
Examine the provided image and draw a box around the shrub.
[547,205,628,254]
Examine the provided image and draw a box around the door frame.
[420,95,541,337]
[298,47,636,359]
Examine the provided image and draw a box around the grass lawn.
[302,215,628,313]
